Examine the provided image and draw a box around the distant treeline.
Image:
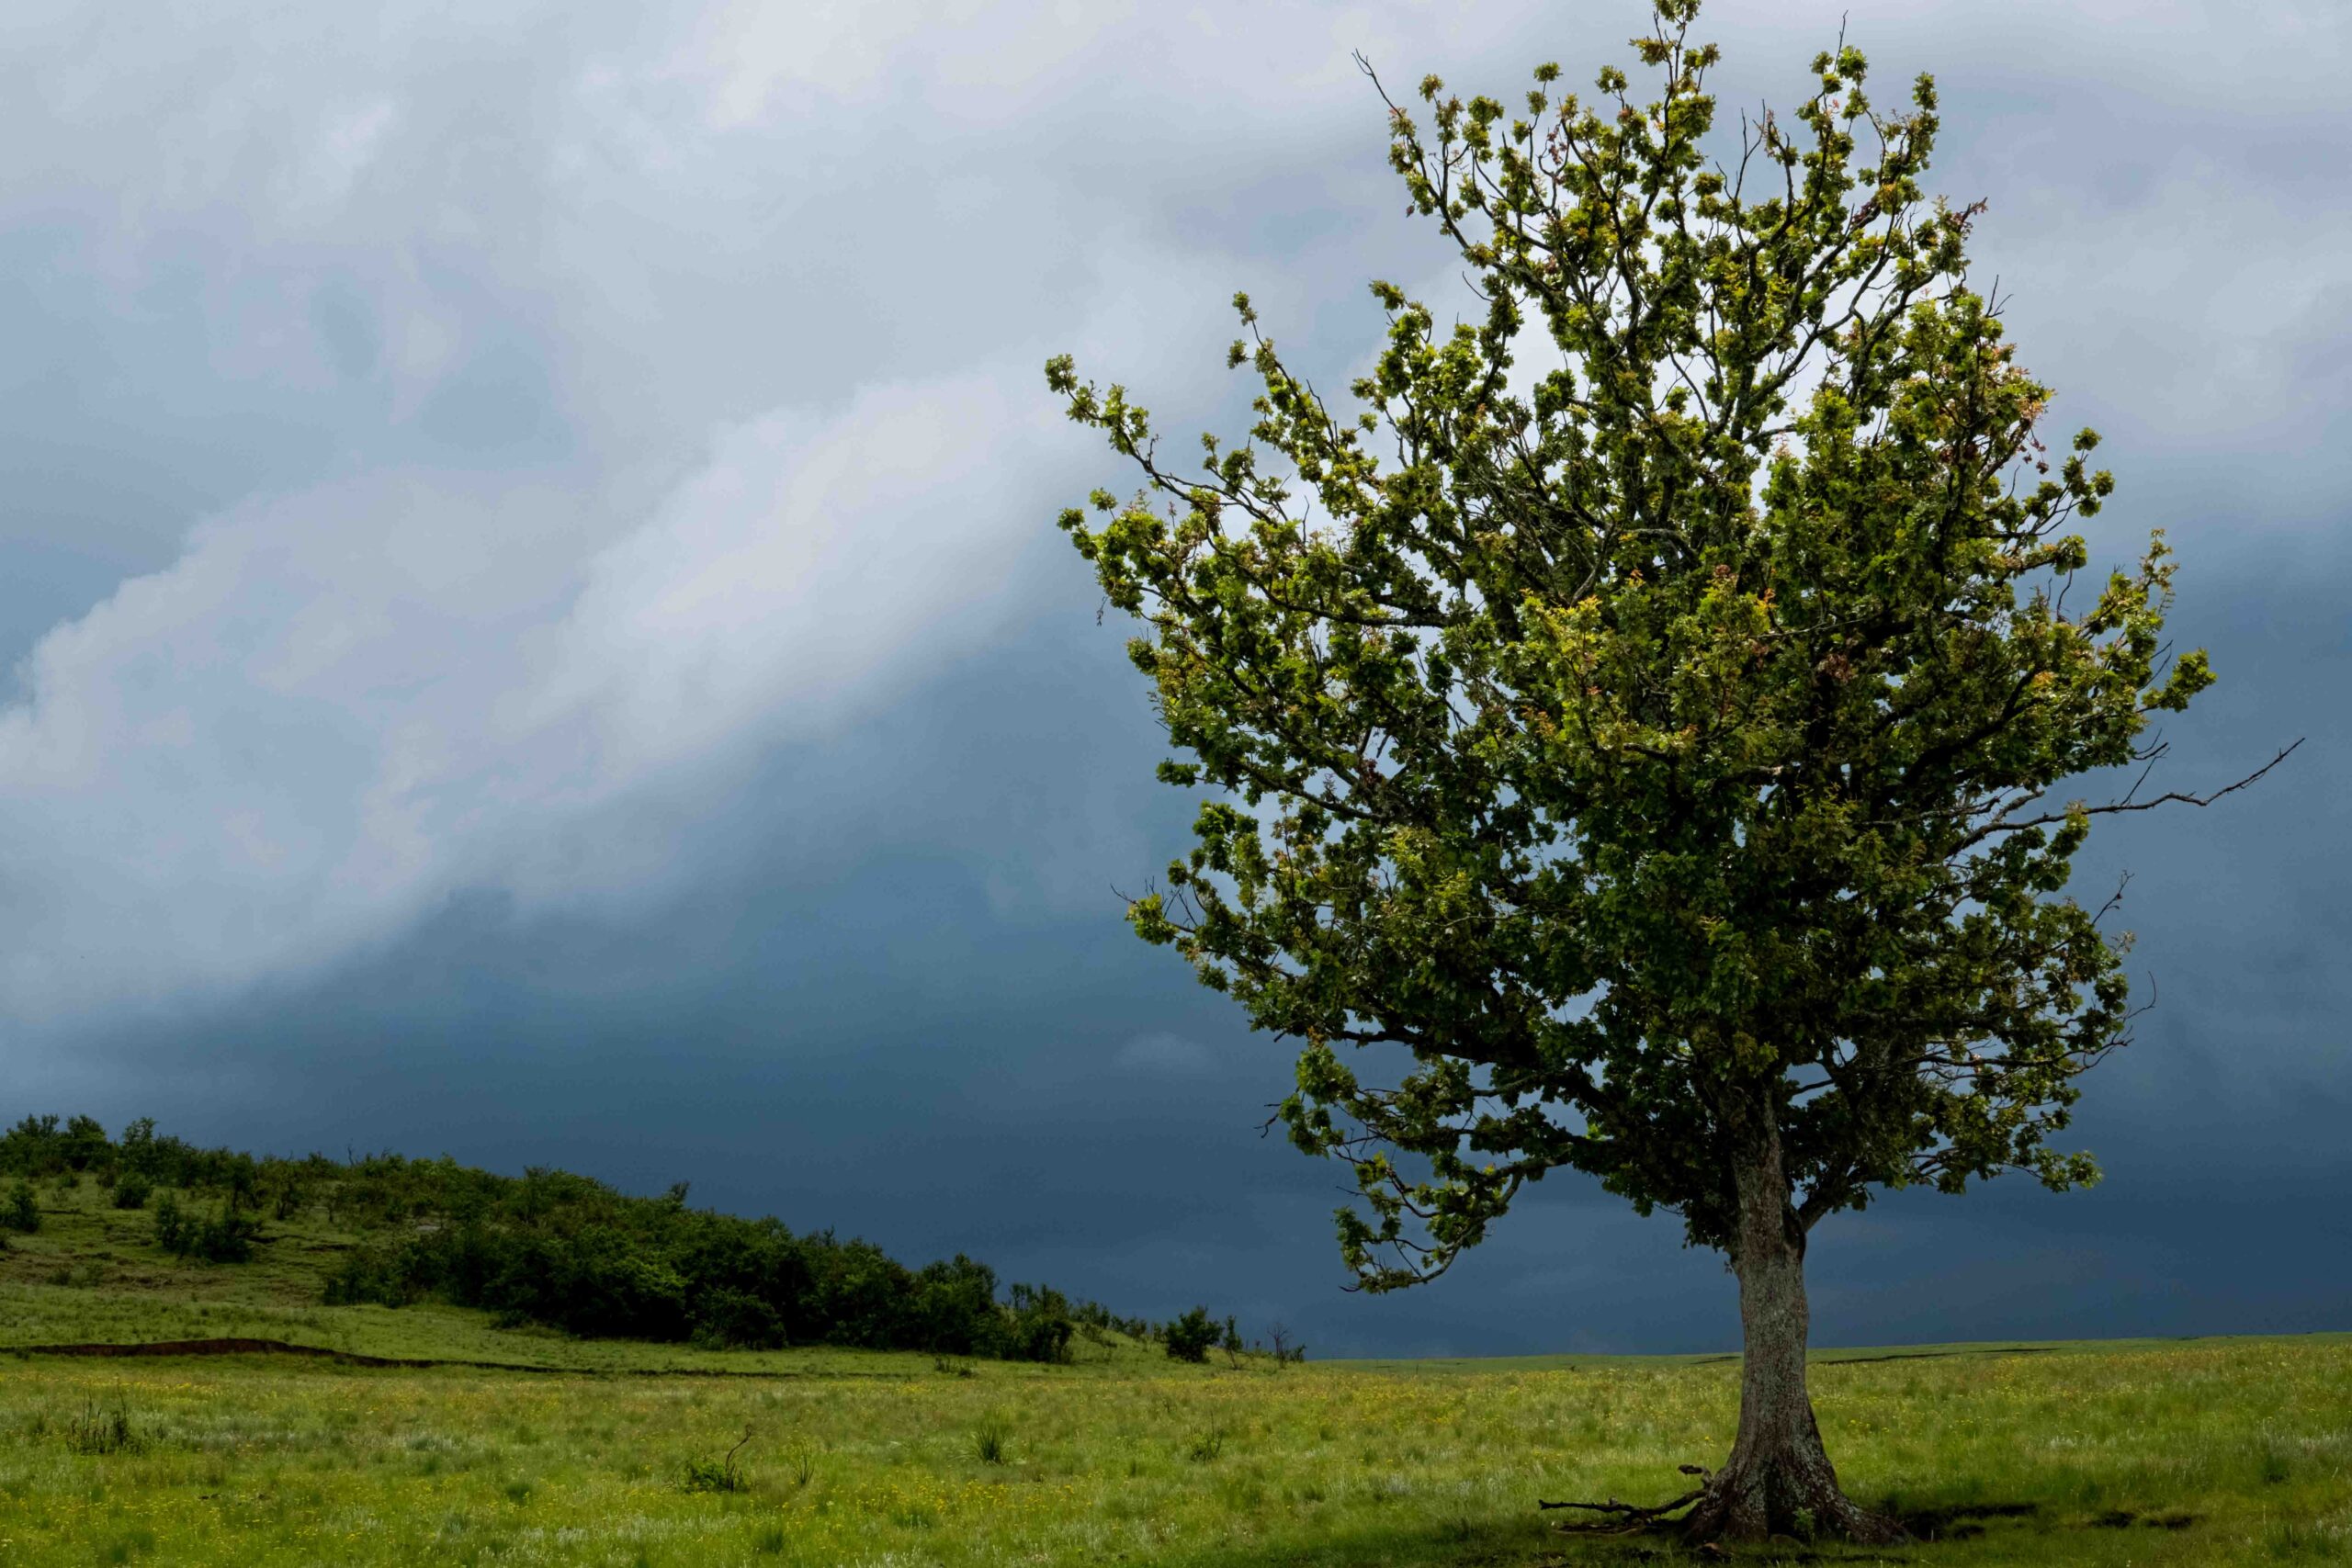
[1,1114,1290,1364]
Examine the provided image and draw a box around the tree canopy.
[1047,0,2277,1540]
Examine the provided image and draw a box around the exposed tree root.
[1541,1460,1908,1546]
[1679,1461,1910,1548]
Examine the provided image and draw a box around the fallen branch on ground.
[1537,1464,1711,1532]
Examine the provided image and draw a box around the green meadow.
[4,1178,2347,1566]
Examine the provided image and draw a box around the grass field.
[3,1178,2346,1565]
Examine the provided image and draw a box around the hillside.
[0,1115,1198,1371]
[2,1173,1131,1376]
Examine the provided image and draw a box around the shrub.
[187,1206,262,1264]
[112,1172,153,1211]
[322,1245,418,1306]
[683,1427,753,1494]
[691,1287,786,1350]
[4,1179,40,1233]
[1001,1282,1075,1364]
[151,1191,185,1252]
[680,1456,743,1494]
[60,1115,109,1172]
[910,1254,1000,1356]
[972,1415,1010,1465]
[1164,1306,1218,1363]
[150,1194,258,1262]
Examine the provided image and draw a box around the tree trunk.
[1679,1120,1906,1546]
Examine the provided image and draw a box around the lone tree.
[1046,0,2283,1546]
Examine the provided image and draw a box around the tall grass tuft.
[783,1440,818,1489]
[67,1395,144,1456]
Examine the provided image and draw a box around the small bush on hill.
[150,1191,185,1253]
[112,1172,153,1211]
[4,1179,40,1233]
[1164,1306,1218,1364]
[1001,1283,1075,1364]
[186,1205,262,1264]
[322,1247,415,1307]
[148,1190,260,1263]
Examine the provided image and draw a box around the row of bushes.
[324,1222,1087,1359]
[7,1114,1275,1365]
[306,1162,1138,1359]
[3,1113,308,1204]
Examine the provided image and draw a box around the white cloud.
[533,375,1045,781]
[0,371,1049,1021]
[0,0,2344,1033]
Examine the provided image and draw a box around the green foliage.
[691,1287,786,1350]
[322,1213,1074,1359]
[150,1191,185,1253]
[1,1115,113,1179]
[65,1396,144,1457]
[185,1205,263,1264]
[1002,1282,1078,1364]
[972,1413,1010,1464]
[5,1179,40,1234]
[682,1427,754,1493]
[783,1440,819,1489]
[9,1111,1196,1364]
[678,1457,742,1493]
[1164,1307,1218,1363]
[146,1189,260,1264]
[60,1116,109,1172]
[1048,0,2248,1290]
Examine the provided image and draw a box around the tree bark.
[1679,1117,1906,1546]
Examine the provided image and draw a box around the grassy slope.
[3,1177,2346,1566]
[0,1178,1033,1377]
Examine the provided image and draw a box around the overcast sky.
[1,0,2345,1356]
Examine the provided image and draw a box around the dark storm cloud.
[1,0,2346,1352]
